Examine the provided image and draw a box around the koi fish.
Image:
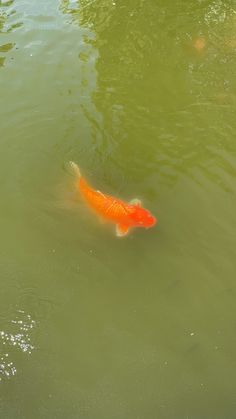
[69,161,157,237]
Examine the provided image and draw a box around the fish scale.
[80,178,128,220]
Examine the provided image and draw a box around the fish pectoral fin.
[129,198,142,207]
[116,224,129,237]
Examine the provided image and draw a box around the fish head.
[130,206,157,228]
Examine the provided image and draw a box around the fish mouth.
[146,219,157,228]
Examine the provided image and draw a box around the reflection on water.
[204,1,236,25]
[0,0,22,33]
[0,0,22,67]
[0,310,36,381]
[59,0,236,194]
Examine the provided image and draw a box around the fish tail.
[68,161,81,178]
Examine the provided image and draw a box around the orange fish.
[69,161,157,237]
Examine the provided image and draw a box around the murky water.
[1,0,236,417]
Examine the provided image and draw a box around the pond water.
[1,0,236,418]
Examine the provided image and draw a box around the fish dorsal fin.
[116,224,129,237]
[96,190,106,198]
[129,198,142,207]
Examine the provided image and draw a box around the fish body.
[69,161,157,236]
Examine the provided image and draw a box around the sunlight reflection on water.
[0,309,36,381]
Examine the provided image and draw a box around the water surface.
[1,0,236,418]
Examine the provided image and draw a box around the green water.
[1,0,236,417]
